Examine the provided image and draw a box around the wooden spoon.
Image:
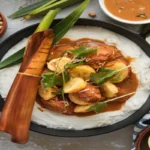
[0,12,7,36]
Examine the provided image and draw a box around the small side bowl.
[0,12,7,37]
[99,0,150,25]
[136,127,150,150]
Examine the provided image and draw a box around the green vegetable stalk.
[24,0,83,19]
[35,8,60,32]
[0,0,89,70]
[0,8,60,69]
[8,0,50,19]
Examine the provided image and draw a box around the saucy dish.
[0,25,150,136]
[105,0,150,21]
[37,38,138,115]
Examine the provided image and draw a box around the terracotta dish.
[0,12,7,37]
[136,127,150,150]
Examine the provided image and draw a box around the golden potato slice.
[74,104,93,113]
[64,77,87,93]
[68,94,90,105]
[38,86,57,100]
[69,65,95,80]
[47,57,71,73]
[101,82,118,98]
[105,60,129,83]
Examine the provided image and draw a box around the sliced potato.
[47,57,71,73]
[69,65,95,80]
[38,86,57,100]
[105,60,129,83]
[74,104,93,113]
[64,77,87,93]
[101,82,118,98]
[69,94,90,105]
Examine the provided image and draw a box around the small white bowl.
[99,0,150,25]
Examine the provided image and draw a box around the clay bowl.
[0,12,7,37]
[136,127,150,150]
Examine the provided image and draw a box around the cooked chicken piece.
[105,59,129,83]
[101,82,118,98]
[116,87,130,102]
[41,98,75,115]
[47,45,74,61]
[69,84,104,105]
[86,45,122,69]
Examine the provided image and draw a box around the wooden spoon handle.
[0,73,40,143]
[0,30,53,144]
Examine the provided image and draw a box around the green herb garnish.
[87,102,107,113]
[90,66,130,85]
[90,68,118,85]
[41,72,62,88]
[87,92,135,113]
[66,46,97,58]
[64,69,70,82]
[65,61,85,69]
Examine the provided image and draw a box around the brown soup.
[105,0,150,21]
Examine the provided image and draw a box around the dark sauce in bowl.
[136,127,150,150]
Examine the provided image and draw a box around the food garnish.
[65,46,97,58]
[41,72,63,88]
[87,92,135,113]
[90,65,130,85]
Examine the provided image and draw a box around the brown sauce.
[105,0,150,21]
[37,38,139,116]
[140,130,150,150]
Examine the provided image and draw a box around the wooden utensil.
[0,29,53,144]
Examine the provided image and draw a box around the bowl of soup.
[99,0,150,24]
[136,127,150,150]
